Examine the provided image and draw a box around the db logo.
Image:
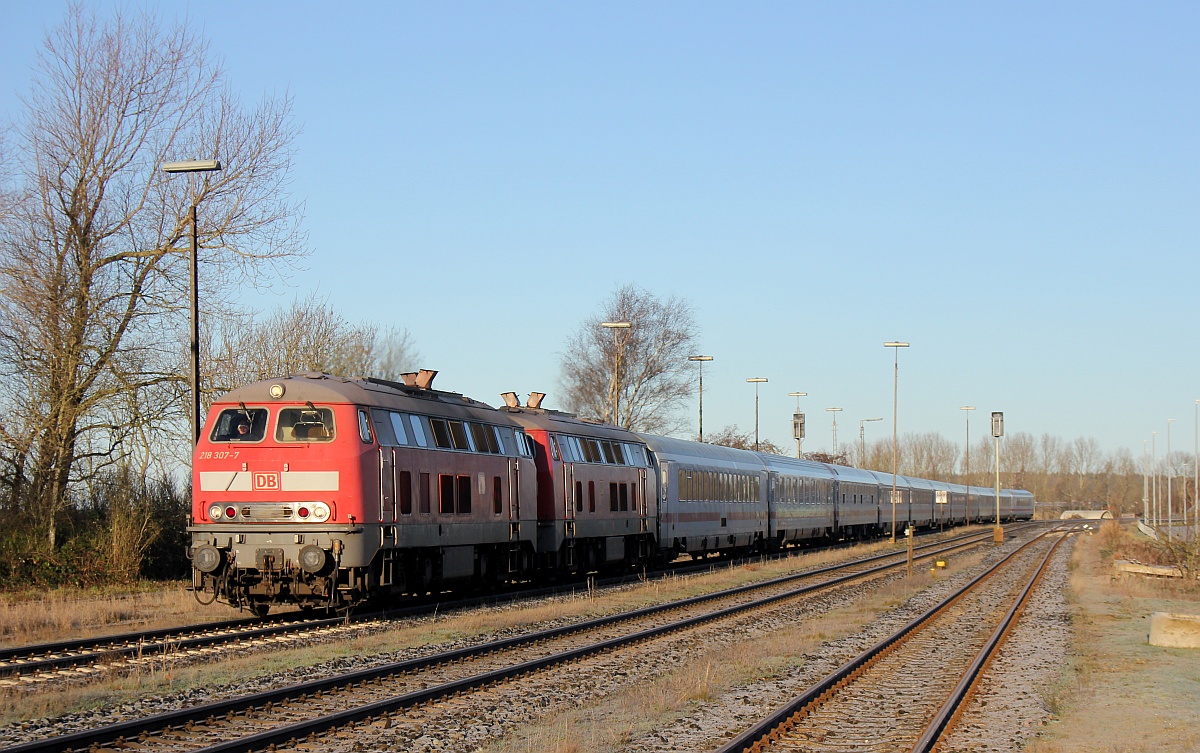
[253,472,280,491]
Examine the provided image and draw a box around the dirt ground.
[1027,526,1200,753]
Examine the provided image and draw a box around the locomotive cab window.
[276,407,336,443]
[211,407,269,442]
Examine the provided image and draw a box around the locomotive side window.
[399,470,413,515]
[409,415,428,447]
[493,476,502,514]
[601,442,615,464]
[449,421,471,450]
[419,472,431,513]
[276,407,335,442]
[515,431,535,458]
[430,419,453,449]
[439,474,455,513]
[211,407,268,442]
[456,475,472,514]
[370,409,397,445]
[388,412,410,445]
[358,409,372,443]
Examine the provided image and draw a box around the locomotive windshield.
[210,407,269,442]
[276,406,336,442]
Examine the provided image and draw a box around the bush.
[0,468,191,590]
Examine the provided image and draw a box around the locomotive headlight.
[269,383,285,399]
[193,544,224,573]
[298,544,328,574]
[311,502,330,521]
[208,504,223,520]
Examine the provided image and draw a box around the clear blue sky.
[2,2,1197,460]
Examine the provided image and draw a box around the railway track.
[0,524,1041,753]
[1,523,1042,687]
[714,524,1075,753]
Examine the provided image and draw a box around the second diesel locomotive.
[187,371,1034,614]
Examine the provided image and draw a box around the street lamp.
[689,355,713,441]
[599,321,631,426]
[884,341,909,542]
[162,158,223,444]
[826,408,843,455]
[992,410,1004,543]
[1167,418,1176,539]
[858,417,882,466]
[1152,431,1158,529]
[747,378,768,451]
[789,392,807,458]
[960,406,976,514]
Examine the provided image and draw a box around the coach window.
[210,407,268,442]
[276,407,336,443]
[371,409,397,445]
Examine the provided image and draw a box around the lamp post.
[960,406,975,515]
[600,321,631,426]
[1194,400,1198,535]
[1167,418,1176,539]
[1142,440,1150,524]
[885,341,909,542]
[992,411,1004,543]
[162,159,222,445]
[788,392,807,458]
[1152,431,1158,529]
[858,417,881,466]
[747,378,768,451]
[826,407,843,455]
[688,355,713,441]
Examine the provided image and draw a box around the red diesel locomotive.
[189,371,541,615]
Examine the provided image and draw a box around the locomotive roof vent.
[501,391,520,408]
[398,369,439,390]
[527,392,546,409]
[416,369,437,389]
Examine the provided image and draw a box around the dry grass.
[0,584,247,647]
[1027,525,1200,753]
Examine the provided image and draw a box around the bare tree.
[205,293,419,402]
[706,425,786,456]
[559,284,698,433]
[907,431,958,480]
[0,6,305,546]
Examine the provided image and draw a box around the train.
[187,370,1034,615]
